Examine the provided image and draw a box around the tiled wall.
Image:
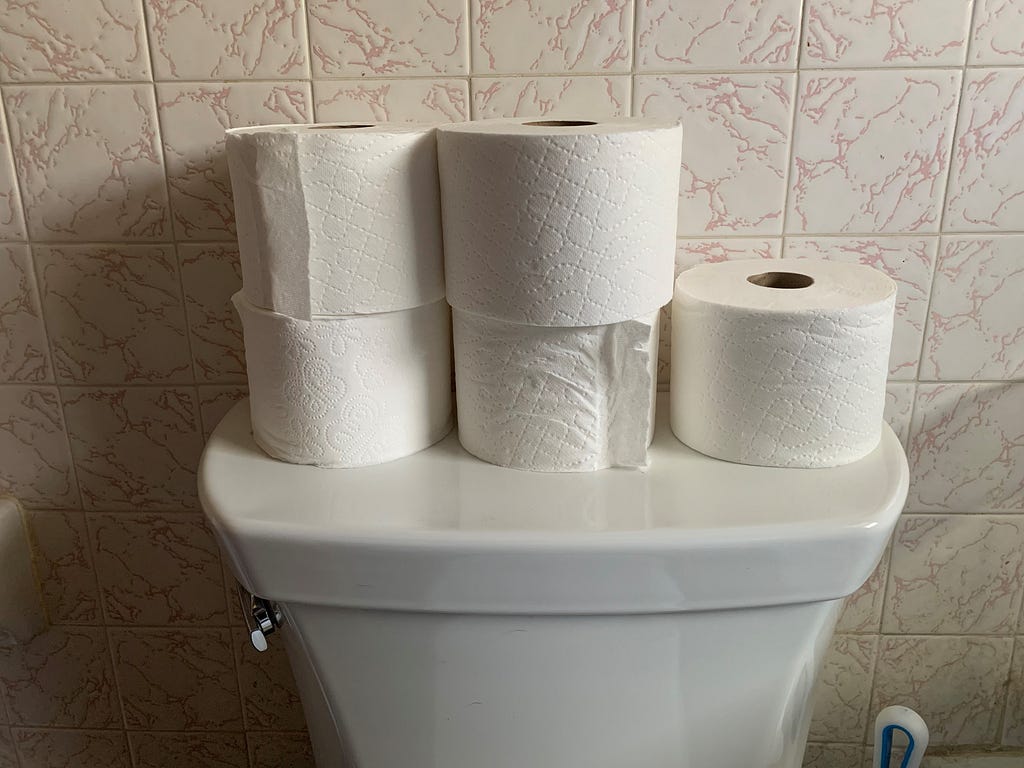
[0,0,1022,766]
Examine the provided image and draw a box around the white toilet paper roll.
[227,123,445,319]
[453,309,660,472]
[234,293,453,467]
[438,118,682,327]
[671,259,896,468]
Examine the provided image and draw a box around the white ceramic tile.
[145,0,309,79]
[309,0,468,76]
[884,514,1024,634]
[0,98,25,240]
[472,0,632,74]
[971,0,1024,64]
[884,383,916,447]
[802,743,864,768]
[0,386,78,509]
[12,729,130,768]
[783,237,938,380]
[472,76,629,119]
[809,634,878,742]
[3,85,170,241]
[157,81,312,241]
[871,636,1013,745]
[944,69,1024,232]
[1005,638,1024,746]
[635,74,795,236]
[787,70,961,234]
[837,542,891,633]
[128,732,247,768]
[35,245,192,385]
[636,0,801,71]
[802,0,972,67]
[197,385,248,441]
[314,78,469,123]
[908,384,1024,512]
[0,244,50,383]
[177,244,245,384]
[0,728,13,768]
[247,732,315,768]
[923,236,1024,381]
[23,509,101,625]
[0,0,150,81]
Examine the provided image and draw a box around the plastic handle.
[873,706,929,768]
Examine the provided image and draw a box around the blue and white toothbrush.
[872,706,929,768]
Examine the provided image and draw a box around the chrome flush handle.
[236,582,284,652]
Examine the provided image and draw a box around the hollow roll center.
[746,271,815,289]
[522,120,598,127]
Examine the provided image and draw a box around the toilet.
[199,395,908,768]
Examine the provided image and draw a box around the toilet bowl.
[199,395,908,768]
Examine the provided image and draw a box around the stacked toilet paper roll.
[438,118,682,471]
[670,259,896,468]
[226,123,453,467]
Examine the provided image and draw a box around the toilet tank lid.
[199,396,908,614]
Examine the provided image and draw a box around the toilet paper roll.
[227,123,445,318]
[437,118,682,326]
[453,309,660,472]
[233,293,453,467]
[671,259,896,468]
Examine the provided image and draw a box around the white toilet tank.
[200,396,908,768]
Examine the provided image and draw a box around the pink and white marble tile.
[145,0,309,80]
[89,512,228,626]
[0,728,13,768]
[235,637,305,730]
[309,0,468,76]
[3,85,169,241]
[0,386,78,509]
[110,628,242,730]
[802,0,971,67]
[178,244,245,384]
[943,69,1024,232]
[12,729,130,768]
[248,732,315,768]
[472,75,628,119]
[0,99,25,240]
[884,514,1024,634]
[635,74,795,236]
[35,245,192,385]
[788,70,961,234]
[24,510,101,625]
[871,636,1013,744]
[157,81,311,241]
[635,0,801,71]
[314,78,469,123]
[0,0,149,81]
[923,236,1024,381]
[0,245,50,383]
[1004,639,1024,746]
[198,386,248,441]
[971,0,1024,64]
[62,387,204,511]
[809,634,878,743]
[908,384,1024,512]
[837,542,892,633]
[801,743,864,768]
[128,732,248,768]
[0,627,119,728]
[884,383,916,448]
[472,0,631,74]
[783,237,938,379]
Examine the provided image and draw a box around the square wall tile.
[157,81,312,241]
[89,512,228,626]
[944,69,1024,231]
[809,634,878,742]
[309,0,468,76]
[198,386,248,441]
[802,0,972,67]
[971,0,1024,64]
[0,728,13,768]
[0,245,50,383]
[0,97,26,239]
[472,0,631,74]
[783,237,938,380]
[35,245,192,385]
[178,244,245,384]
[0,627,119,728]
[838,542,891,633]
[62,387,204,511]
[128,731,248,768]
[802,743,864,768]
[145,0,309,80]
[0,0,150,81]
[110,628,242,730]
[884,383,916,448]
[908,384,1024,512]
[635,0,801,71]
[923,236,1024,380]
[884,514,1024,634]
[871,636,1013,745]
[235,637,305,730]
[23,510,101,625]
[1005,638,1024,746]
[3,85,169,241]
[635,74,795,236]
[0,386,78,509]
[472,76,629,119]
[12,729,130,768]
[314,79,469,123]
[787,70,961,234]
[247,732,315,768]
